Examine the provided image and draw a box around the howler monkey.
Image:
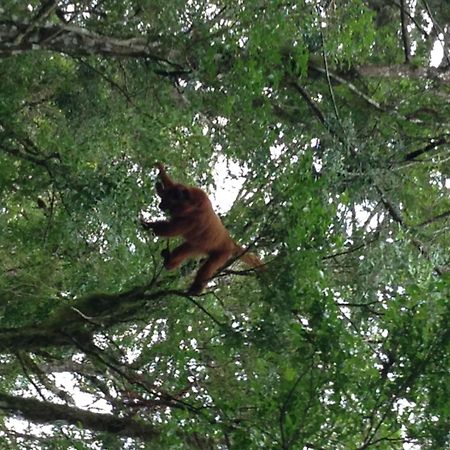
[141,163,264,294]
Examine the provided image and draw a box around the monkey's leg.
[188,251,231,295]
[164,242,202,270]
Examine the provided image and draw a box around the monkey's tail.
[234,244,267,271]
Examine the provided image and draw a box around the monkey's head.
[157,183,209,216]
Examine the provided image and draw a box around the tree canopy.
[0,1,449,449]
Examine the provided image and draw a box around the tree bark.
[0,19,172,64]
[0,287,183,352]
[0,327,88,352]
[0,393,159,440]
[358,63,450,83]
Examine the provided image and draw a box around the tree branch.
[403,134,450,161]
[0,392,159,440]
[375,184,445,276]
[357,64,450,83]
[0,19,180,70]
[13,1,59,45]
[399,0,411,63]
[288,79,327,128]
[415,209,450,228]
[310,65,385,112]
[0,283,215,352]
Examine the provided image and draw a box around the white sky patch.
[53,372,113,413]
[5,417,54,440]
[422,4,445,68]
[313,155,323,172]
[270,143,285,160]
[5,370,113,439]
[311,137,320,148]
[120,320,167,364]
[429,169,450,189]
[205,3,220,18]
[211,155,247,213]
[410,37,417,56]
[430,36,444,67]
[398,397,421,450]
[354,203,380,231]
[337,201,382,236]
[214,116,228,127]
[422,7,433,33]
[238,35,249,48]
[312,138,322,172]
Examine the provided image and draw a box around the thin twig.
[415,209,450,228]
[186,296,224,327]
[318,14,343,128]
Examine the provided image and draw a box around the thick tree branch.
[0,392,159,440]
[389,0,429,38]
[0,19,179,69]
[403,134,450,161]
[0,142,51,168]
[357,64,450,83]
[289,79,327,128]
[399,0,411,62]
[0,284,200,352]
[0,125,60,172]
[0,326,91,352]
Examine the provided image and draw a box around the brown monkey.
[141,163,264,294]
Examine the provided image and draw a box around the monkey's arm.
[141,218,191,237]
[155,162,175,189]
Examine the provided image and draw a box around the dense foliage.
[0,1,449,449]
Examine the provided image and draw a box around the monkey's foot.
[187,282,204,296]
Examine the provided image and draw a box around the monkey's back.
[182,207,235,255]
